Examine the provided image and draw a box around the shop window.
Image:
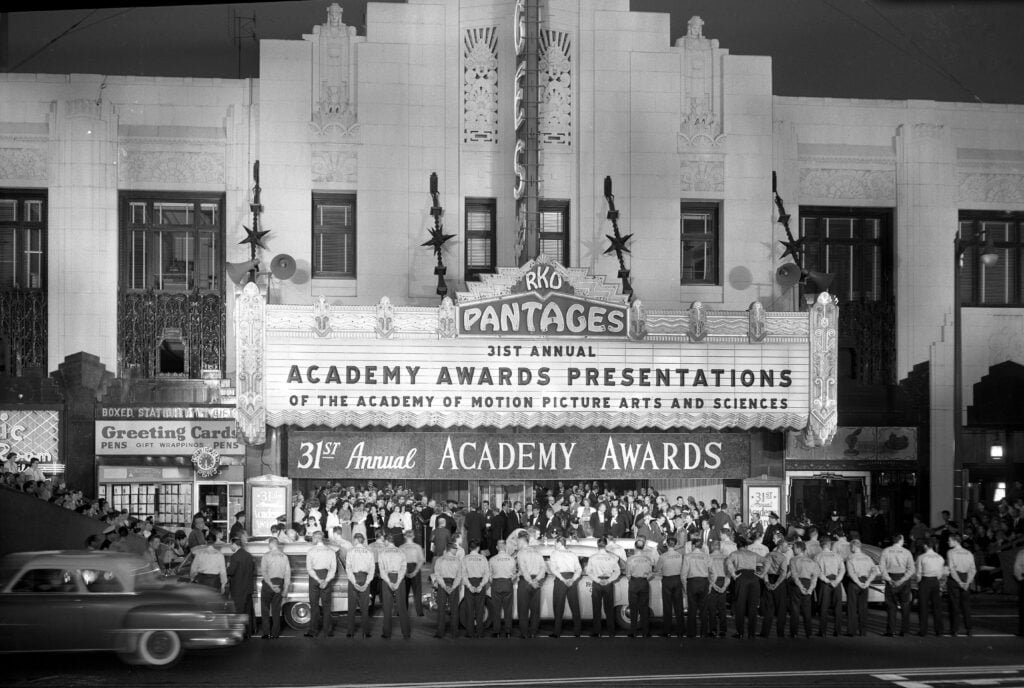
[539,200,569,265]
[680,203,719,285]
[958,212,1024,306]
[312,193,356,278]
[106,482,192,527]
[465,198,496,281]
[120,194,223,293]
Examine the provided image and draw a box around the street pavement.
[4,594,1021,687]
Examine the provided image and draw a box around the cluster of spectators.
[1,452,124,523]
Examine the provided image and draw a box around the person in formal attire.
[259,537,290,640]
[608,505,628,538]
[547,536,583,638]
[226,535,256,638]
[880,532,915,636]
[844,539,878,637]
[585,537,621,638]
[229,511,248,542]
[488,539,518,638]
[914,537,945,637]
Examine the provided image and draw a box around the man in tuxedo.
[464,503,486,547]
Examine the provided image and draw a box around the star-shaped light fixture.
[239,224,270,251]
[421,225,456,259]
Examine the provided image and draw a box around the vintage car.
[0,550,246,667]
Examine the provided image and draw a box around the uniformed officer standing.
[1014,546,1024,636]
[682,538,712,638]
[946,533,976,636]
[368,528,389,613]
[626,537,655,638]
[585,536,621,637]
[707,540,730,638]
[759,537,789,638]
[844,539,878,636]
[305,530,337,638]
[814,535,845,637]
[377,535,411,640]
[787,539,819,638]
[432,540,463,638]
[880,533,915,636]
[547,536,583,638]
[259,537,290,639]
[516,532,548,638]
[726,535,765,639]
[461,539,491,638]
[400,530,426,617]
[488,539,518,638]
[915,536,945,637]
[346,532,377,638]
[654,536,684,637]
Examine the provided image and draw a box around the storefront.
[95,406,244,530]
[235,258,839,524]
[0,407,62,478]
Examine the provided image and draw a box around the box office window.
[313,193,356,278]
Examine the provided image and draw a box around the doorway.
[787,471,868,526]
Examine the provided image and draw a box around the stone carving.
[676,16,725,149]
[539,30,572,146]
[628,299,647,341]
[463,27,499,144]
[959,172,1024,204]
[803,292,839,447]
[688,301,708,342]
[312,294,332,337]
[375,296,395,339]
[65,98,102,120]
[0,147,47,182]
[800,168,895,201]
[680,158,724,192]
[312,149,357,183]
[748,301,767,342]
[235,281,266,445]
[987,324,1024,364]
[437,297,457,338]
[309,3,359,136]
[912,122,945,140]
[120,150,225,185]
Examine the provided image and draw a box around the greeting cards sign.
[236,258,838,445]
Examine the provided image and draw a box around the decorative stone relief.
[680,158,724,193]
[913,122,945,140]
[119,150,225,185]
[437,297,457,338]
[463,27,499,144]
[987,324,1024,364]
[65,98,102,120]
[799,168,895,201]
[748,301,766,343]
[307,3,359,137]
[312,295,332,337]
[803,292,839,447]
[958,172,1024,204]
[628,300,647,341]
[676,17,725,149]
[312,149,357,184]
[235,281,266,445]
[688,301,707,342]
[0,147,48,182]
[375,296,395,339]
[539,30,572,146]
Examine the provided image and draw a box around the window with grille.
[680,203,719,285]
[312,193,356,278]
[539,200,569,265]
[105,482,192,527]
[465,198,496,281]
[0,191,46,291]
[120,194,223,293]
[958,212,1024,306]
[800,208,890,303]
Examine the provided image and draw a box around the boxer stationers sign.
[235,257,839,445]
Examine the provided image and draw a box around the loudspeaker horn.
[269,253,297,281]
[226,258,259,286]
[775,262,801,288]
[802,270,834,294]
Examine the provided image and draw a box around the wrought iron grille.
[118,290,224,378]
[0,289,47,371]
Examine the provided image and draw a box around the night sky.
[3,0,1024,105]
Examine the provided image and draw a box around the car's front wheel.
[284,601,312,630]
[135,629,183,667]
[615,604,654,630]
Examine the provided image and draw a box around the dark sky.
[3,0,1024,104]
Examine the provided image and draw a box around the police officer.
[432,540,463,638]
[516,531,547,638]
[547,536,583,638]
[488,539,517,638]
[346,532,376,638]
[759,536,789,638]
[726,534,764,639]
[880,533,915,636]
[844,539,878,636]
[815,535,845,637]
[258,537,290,640]
[788,539,819,638]
[946,533,976,636]
[626,537,655,638]
[915,536,945,637]
[305,530,337,638]
[461,539,491,638]
[585,536,621,637]
[707,540,730,638]
[654,536,684,637]
[378,534,411,640]
[400,529,426,617]
[682,536,711,638]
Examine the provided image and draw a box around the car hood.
[136,577,234,612]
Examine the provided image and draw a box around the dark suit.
[227,547,256,637]
[464,510,486,545]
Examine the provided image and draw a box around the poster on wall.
[747,485,780,528]
[250,484,288,537]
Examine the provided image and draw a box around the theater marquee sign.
[236,257,838,447]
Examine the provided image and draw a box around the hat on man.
[769,512,779,520]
